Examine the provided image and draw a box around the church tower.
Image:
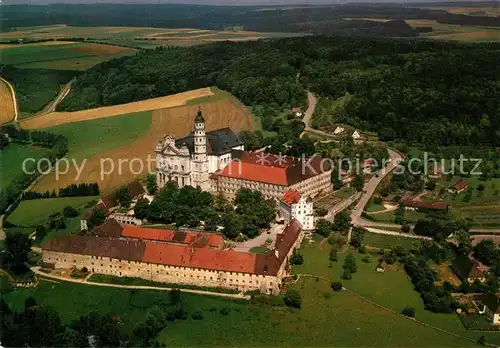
[191,107,210,190]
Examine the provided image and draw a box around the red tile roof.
[121,226,224,248]
[454,180,469,191]
[282,190,301,205]
[217,151,331,186]
[43,219,303,276]
[88,219,123,238]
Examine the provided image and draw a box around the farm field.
[42,111,152,161]
[414,6,500,17]
[20,87,213,130]
[292,235,500,344]
[32,91,254,192]
[341,18,500,41]
[406,19,500,41]
[0,78,16,124]
[0,42,137,70]
[0,143,46,190]
[0,25,306,48]
[3,278,476,347]
[7,196,96,227]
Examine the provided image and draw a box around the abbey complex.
[41,108,332,295]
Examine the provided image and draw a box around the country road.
[32,78,75,118]
[301,91,316,130]
[1,76,19,123]
[351,148,403,227]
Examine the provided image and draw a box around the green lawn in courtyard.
[7,196,96,227]
[0,143,47,190]
[249,246,272,255]
[43,111,152,161]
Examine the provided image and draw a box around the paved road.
[325,192,360,221]
[351,148,403,227]
[301,91,316,130]
[33,78,75,117]
[1,76,19,123]
[30,266,251,300]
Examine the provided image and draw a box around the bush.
[362,255,371,263]
[290,250,304,265]
[358,246,367,254]
[55,219,66,230]
[220,307,231,316]
[401,224,411,233]
[63,205,78,218]
[401,306,415,318]
[191,310,203,320]
[373,196,383,205]
[342,268,352,280]
[331,282,343,291]
[283,289,301,308]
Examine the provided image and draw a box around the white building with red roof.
[279,190,315,230]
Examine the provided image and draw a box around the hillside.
[58,36,500,147]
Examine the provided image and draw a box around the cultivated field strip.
[32,98,254,192]
[0,78,17,125]
[20,88,214,130]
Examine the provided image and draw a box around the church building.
[155,108,243,191]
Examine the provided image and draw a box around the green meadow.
[7,196,95,227]
[3,278,477,347]
[0,143,47,190]
[43,111,152,161]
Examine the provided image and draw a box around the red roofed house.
[448,180,469,194]
[210,151,332,200]
[42,219,304,295]
[278,190,315,230]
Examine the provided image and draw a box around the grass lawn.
[0,143,47,190]
[332,186,356,199]
[7,196,96,227]
[249,246,272,255]
[292,235,500,345]
[34,215,82,246]
[3,278,478,347]
[364,232,419,249]
[43,111,152,161]
[435,176,500,207]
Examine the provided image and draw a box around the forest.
[0,65,77,113]
[58,36,500,147]
[1,3,499,35]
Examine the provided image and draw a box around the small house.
[448,180,469,194]
[376,260,387,273]
[333,126,345,134]
[451,256,485,284]
[291,107,303,117]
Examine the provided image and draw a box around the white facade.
[156,110,242,191]
[279,196,315,230]
[109,213,142,226]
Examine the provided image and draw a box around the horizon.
[2,0,492,6]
